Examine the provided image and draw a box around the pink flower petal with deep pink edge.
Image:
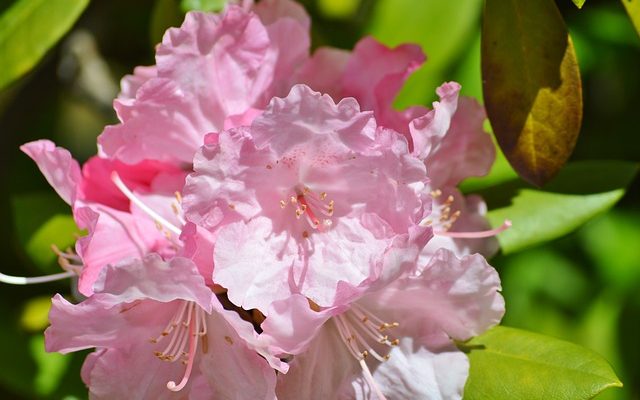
[296,37,428,136]
[73,205,173,297]
[424,97,496,188]
[20,140,81,205]
[409,81,461,161]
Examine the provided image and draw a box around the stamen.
[110,172,181,236]
[435,219,512,238]
[359,359,388,400]
[0,271,76,285]
[151,302,207,393]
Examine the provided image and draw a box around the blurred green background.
[0,0,638,398]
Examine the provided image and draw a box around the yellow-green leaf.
[482,0,583,186]
[0,0,89,91]
[622,0,640,37]
[572,0,586,9]
[463,326,623,400]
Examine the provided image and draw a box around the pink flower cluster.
[19,1,506,398]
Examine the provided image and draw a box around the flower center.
[333,304,399,400]
[149,301,207,392]
[280,185,334,232]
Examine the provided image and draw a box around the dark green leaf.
[479,161,638,253]
[463,326,622,400]
[0,0,89,91]
[482,0,583,186]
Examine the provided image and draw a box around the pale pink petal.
[198,300,278,399]
[179,222,215,285]
[364,338,469,400]
[156,8,274,124]
[73,205,172,296]
[409,81,461,160]
[100,78,215,165]
[275,325,360,400]
[117,65,157,103]
[423,97,495,188]
[20,140,81,205]
[84,347,205,400]
[212,218,296,310]
[369,248,504,346]
[295,47,350,100]
[93,255,213,311]
[260,294,334,355]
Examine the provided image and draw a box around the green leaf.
[480,161,638,254]
[30,334,71,396]
[0,0,89,92]
[180,0,226,13]
[366,0,482,107]
[463,326,622,400]
[572,0,587,9]
[622,0,640,37]
[12,192,79,271]
[482,0,583,186]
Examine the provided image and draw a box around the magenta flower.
[183,84,431,310]
[46,254,280,399]
[258,249,504,399]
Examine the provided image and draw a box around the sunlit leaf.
[482,0,583,186]
[0,0,89,91]
[463,326,622,400]
[318,0,360,19]
[480,161,638,253]
[30,334,70,396]
[180,0,226,13]
[572,0,587,9]
[20,296,52,332]
[622,0,640,37]
[580,211,640,290]
[367,0,482,107]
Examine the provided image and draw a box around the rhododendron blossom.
[0,1,511,399]
[183,84,432,310]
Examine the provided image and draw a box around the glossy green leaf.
[0,0,89,91]
[367,0,482,107]
[480,161,638,253]
[572,0,587,9]
[318,0,360,19]
[622,0,640,37]
[180,0,226,13]
[463,326,622,400]
[482,0,583,186]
